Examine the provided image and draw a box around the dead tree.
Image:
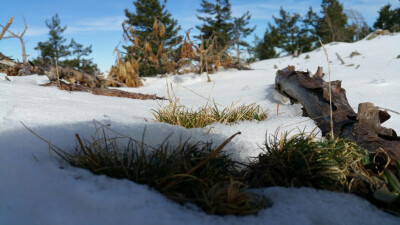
[1,16,29,63]
[274,66,400,165]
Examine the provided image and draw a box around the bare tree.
[0,17,14,40]
[345,9,369,41]
[1,16,29,63]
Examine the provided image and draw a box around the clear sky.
[1,0,399,72]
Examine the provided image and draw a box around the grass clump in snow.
[243,132,379,194]
[54,131,269,216]
[153,99,268,129]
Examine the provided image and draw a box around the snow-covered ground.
[1,34,400,224]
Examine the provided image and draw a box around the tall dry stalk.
[319,39,334,139]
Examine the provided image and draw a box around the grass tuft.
[56,131,269,216]
[152,99,268,129]
[243,132,379,194]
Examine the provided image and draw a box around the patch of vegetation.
[373,159,400,216]
[52,131,269,216]
[26,121,400,216]
[152,97,267,129]
[244,133,379,193]
[243,132,400,216]
[107,55,143,88]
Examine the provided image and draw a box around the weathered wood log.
[0,53,107,88]
[41,81,166,100]
[275,65,400,165]
[275,65,357,139]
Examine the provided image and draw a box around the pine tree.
[125,0,181,46]
[232,11,255,66]
[273,7,301,55]
[196,0,234,51]
[34,14,70,65]
[253,25,280,60]
[124,0,182,76]
[373,4,400,32]
[63,39,99,74]
[317,0,348,43]
[299,7,320,53]
[34,14,99,74]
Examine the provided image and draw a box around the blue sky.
[1,0,399,72]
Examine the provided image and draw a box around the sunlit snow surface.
[1,34,400,224]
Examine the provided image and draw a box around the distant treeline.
[32,0,400,75]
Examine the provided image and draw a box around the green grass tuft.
[57,132,269,216]
[152,100,268,129]
[243,133,379,194]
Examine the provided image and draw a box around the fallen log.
[0,53,107,88]
[41,81,166,100]
[274,66,400,165]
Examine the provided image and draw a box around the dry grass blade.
[319,39,334,139]
[187,132,241,175]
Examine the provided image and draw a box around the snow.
[1,33,400,224]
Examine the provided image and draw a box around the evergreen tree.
[63,39,99,74]
[373,4,400,32]
[196,0,234,51]
[273,7,301,55]
[34,14,70,65]
[124,0,182,76]
[124,0,181,46]
[253,25,280,60]
[232,11,256,66]
[299,7,320,53]
[317,0,348,43]
[34,14,98,74]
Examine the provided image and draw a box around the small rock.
[274,64,278,69]
[305,54,310,59]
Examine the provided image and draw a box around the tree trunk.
[274,66,400,166]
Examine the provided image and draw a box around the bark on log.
[275,65,400,165]
[41,81,166,100]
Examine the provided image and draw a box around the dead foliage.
[106,23,243,85]
[107,54,143,88]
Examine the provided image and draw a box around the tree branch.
[1,15,29,63]
[0,16,14,40]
